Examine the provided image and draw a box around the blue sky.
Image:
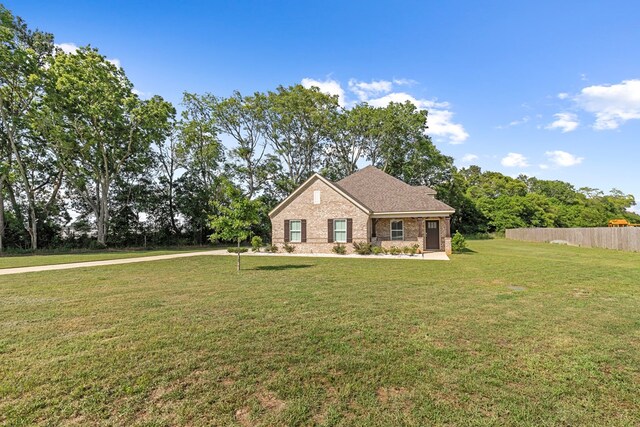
[6,1,640,209]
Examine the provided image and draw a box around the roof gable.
[268,173,371,218]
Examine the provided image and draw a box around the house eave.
[370,210,455,218]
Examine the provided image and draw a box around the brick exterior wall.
[270,178,369,254]
[371,217,450,252]
[371,218,422,248]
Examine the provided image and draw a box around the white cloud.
[300,77,468,144]
[301,77,346,106]
[545,150,583,167]
[546,112,579,133]
[501,152,529,168]
[132,88,147,98]
[497,116,530,129]
[55,42,79,54]
[539,164,549,170]
[392,78,417,86]
[366,92,466,144]
[557,92,569,100]
[348,79,393,101]
[426,109,469,144]
[574,79,640,130]
[365,92,446,109]
[460,154,478,163]
[509,116,530,126]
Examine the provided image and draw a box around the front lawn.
[1,240,638,426]
[0,248,213,270]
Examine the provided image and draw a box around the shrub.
[452,231,468,253]
[227,247,248,254]
[89,240,108,250]
[352,241,372,255]
[372,246,384,255]
[332,243,347,255]
[407,244,420,256]
[251,236,263,252]
[283,243,295,253]
[388,246,401,255]
[266,244,279,253]
[402,246,412,255]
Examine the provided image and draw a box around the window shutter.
[418,219,423,237]
[327,219,333,243]
[347,218,353,243]
[301,219,307,243]
[284,220,290,243]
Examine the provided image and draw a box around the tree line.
[1,5,638,252]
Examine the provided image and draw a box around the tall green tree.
[210,91,271,199]
[0,5,61,250]
[154,123,182,236]
[177,92,226,244]
[363,101,427,174]
[263,85,338,195]
[40,47,173,246]
[321,103,375,180]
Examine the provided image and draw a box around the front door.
[425,220,440,250]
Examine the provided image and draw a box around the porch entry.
[424,220,440,250]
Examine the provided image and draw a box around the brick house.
[269,166,455,254]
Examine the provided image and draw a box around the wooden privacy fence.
[506,227,640,252]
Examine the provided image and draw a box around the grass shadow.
[454,248,477,255]
[252,264,314,271]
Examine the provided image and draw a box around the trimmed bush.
[266,244,279,253]
[332,243,347,255]
[388,246,401,255]
[283,243,295,253]
[251,236,263,252]
[452,231,468,253]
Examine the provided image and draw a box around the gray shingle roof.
[335,166,454,213]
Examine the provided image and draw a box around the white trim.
[269,173,371,218]
[371,210,454,218]
[289,219,302,243]
[390,219,404,241]
[333,218,347,243]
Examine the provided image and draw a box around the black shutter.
[301,219,307,243]
[284,220,290,243]
[347,218,353,243]
[418,219,422,237]
[327,219,333,243]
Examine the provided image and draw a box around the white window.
[334,219,347,243]
[391,220,404,240]
[313,190,321,204]
[290,220,302,242]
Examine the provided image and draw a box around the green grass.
[1,240,639,426]
[0,248,214,270]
